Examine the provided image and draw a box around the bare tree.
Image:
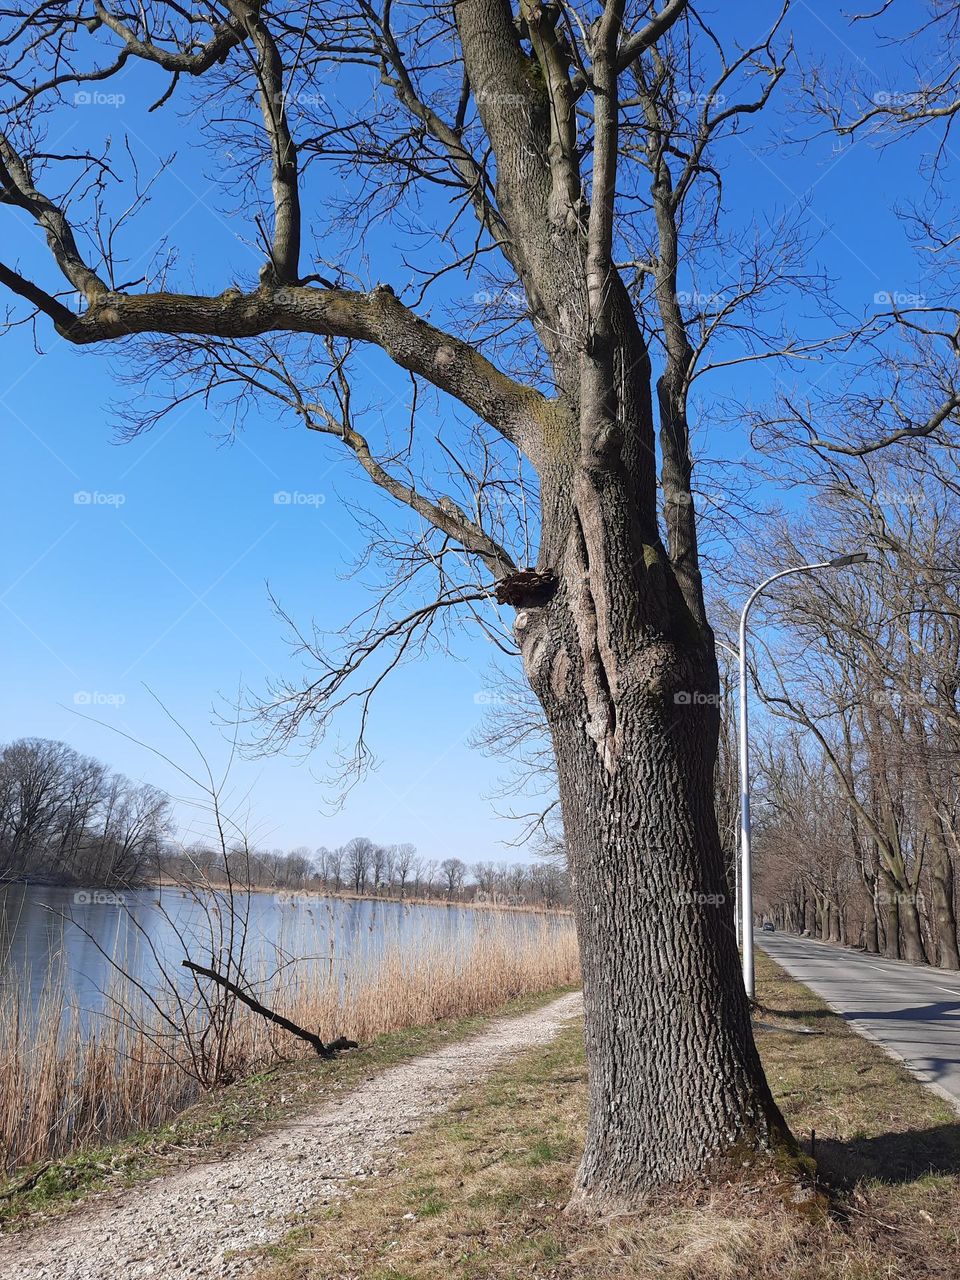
[283,846,313,887]
[473,860,499,899]
[505,862,528,903]
[322,845,344,893]
[393,842,415,897]
[0,738,171,885]
[746,457,960,967]
[344,836,374,896]
[755,730,858,943]
[439,856,466,900]
[418,858,439,900]
[370,843,390,894]
[0,0,822,1198]
[0,738,78,872]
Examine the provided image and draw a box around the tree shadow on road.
[817,1122,960,1187]
[762,996,960,1026]
[756,1002,835,1020]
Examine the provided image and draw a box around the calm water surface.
[0,884,526,1022]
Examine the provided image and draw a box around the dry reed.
[0,914,579,1176]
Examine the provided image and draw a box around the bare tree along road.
[759,932,960,1111]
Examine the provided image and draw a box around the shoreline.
[1,876,570,917]
[149,878,573,916]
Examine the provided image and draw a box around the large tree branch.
[616,0,688,73]
[182,959,358,1057]
[92,1,246,74]
[170,328,519,576]
[0,108,550,446]
[0,132,109,302]
[276,334,518,576]
[808,390,960,456]
[585,0,624,334]
[226,0,302,283]
[149,325,522,578]
[28,282,551,448]
[454,0,560,327]
[96,0,299,279]
[628,50,708,627]
[0,260,76,328]
[520,0,582,229]
[304,404,517,577]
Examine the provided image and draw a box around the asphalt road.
[758,930,960,1111]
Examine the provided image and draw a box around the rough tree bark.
[879,867,902,960]
[920,792,960,970]
[933,848,960,970]
[862,876,881,954]
[518,492,786,1194]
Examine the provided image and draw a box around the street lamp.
[714,638,741,944]
[738,552,869,999]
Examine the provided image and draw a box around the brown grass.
[0,916,580,1178]
[251,950,960,1280]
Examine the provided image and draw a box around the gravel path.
[0,992,582,1280]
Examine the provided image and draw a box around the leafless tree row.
[0,737,172,886]
[0,728,568,905]
[160,836,568,906]
[746,452,960,969]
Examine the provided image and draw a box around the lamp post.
[738,552,869,999]
[714,638,741,947]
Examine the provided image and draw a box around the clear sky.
[0,4,932,859]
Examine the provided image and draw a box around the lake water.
[0,883,548,1025]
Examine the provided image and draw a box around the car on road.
[761,921,775,932]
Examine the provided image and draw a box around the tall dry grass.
[0,915,579,1177]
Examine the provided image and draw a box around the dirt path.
[0,992,582,1280]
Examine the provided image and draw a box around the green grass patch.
[251,953,960,1280]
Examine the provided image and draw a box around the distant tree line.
[160,838,569,907]
[0,738,568,906]
[0,738,172,886]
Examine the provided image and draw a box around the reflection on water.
[0,883,539,1023]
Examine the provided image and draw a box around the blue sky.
[0,3,936,859]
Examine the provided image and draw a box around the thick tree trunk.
[927,834,960,970]
[880,868,901,958]
[524,601,790,1202]
[899,894,928,964]
[815,891,829,941]
[917,780,960,969]
[862,880,880,954]
[453,1,791,1202]
[933,879,960,969]
[803,893,816,936]
[878,823,927,963]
